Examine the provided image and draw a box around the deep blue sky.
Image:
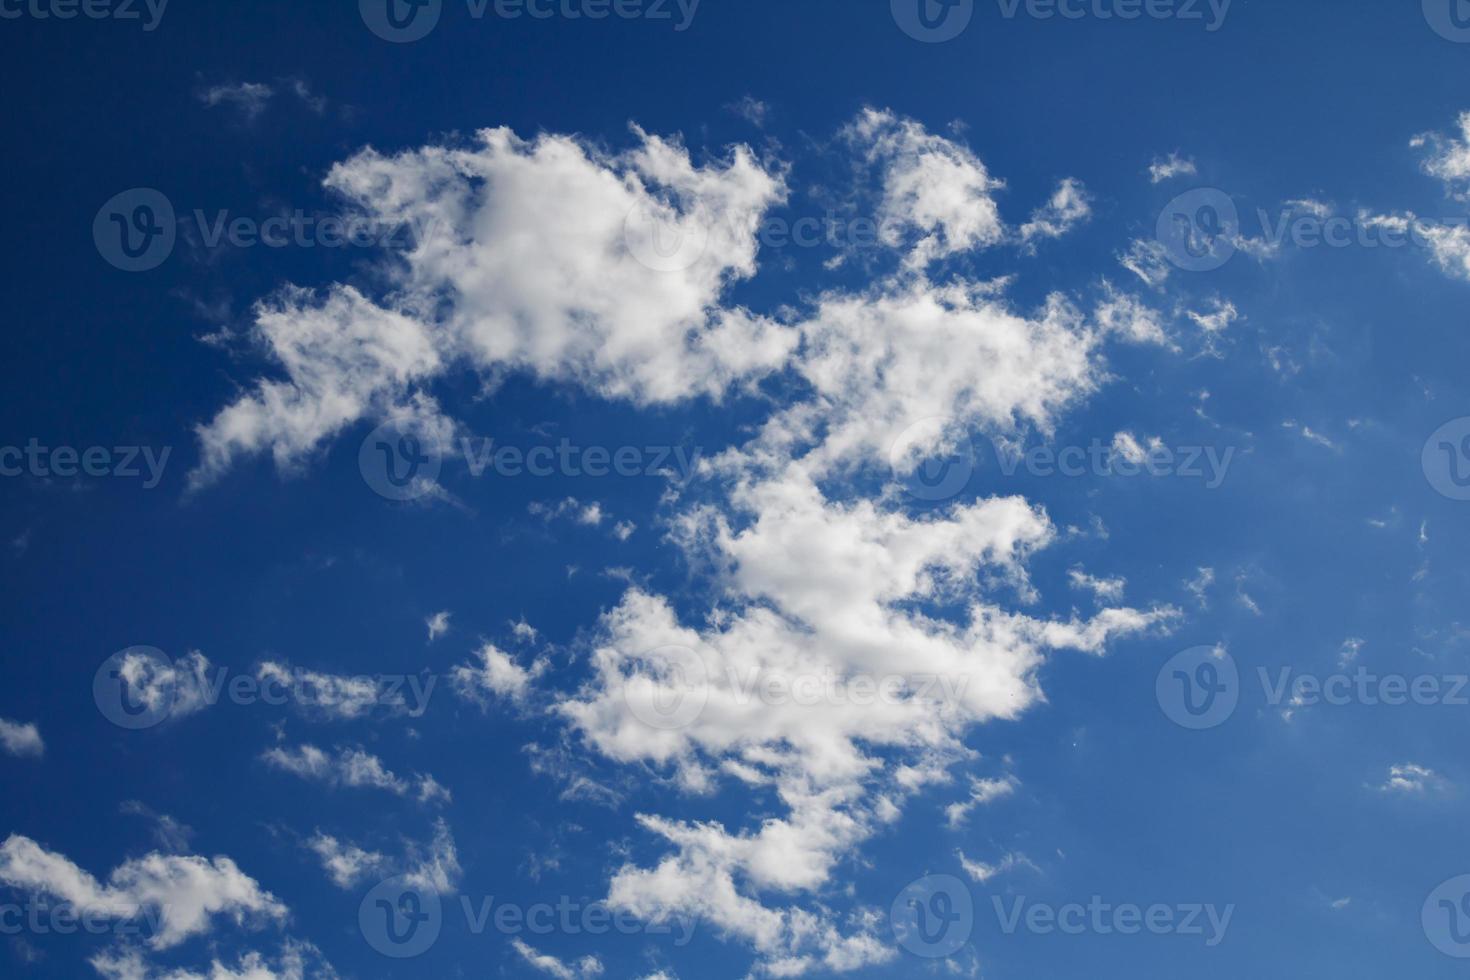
[5,1,1470,978]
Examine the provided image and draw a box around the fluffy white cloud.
[511,940,603,979]
[1019,177,1092,247]
[845,108,1005,268]
[426,610,451,642]
[0,718,43,757]
[190,123,792,486]
[0,836,285,951]
[304,833,385,889]
[261,745,449,805]
[945,775,1019,828]
[452,643,547,705]
[1414,112,1470,199]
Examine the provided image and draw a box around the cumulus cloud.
[426,611,451,642]
[452,643,547,705]
[0,835,285,950]
[945,775,1019,828]
[845,107,1006,268]
[0,718,43,757]
[189,123,792,487]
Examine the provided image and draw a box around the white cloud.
[1068,567,1126,604]
[511,941,603,979]
[89,941,335,980]
[304,833,385,889]
[1119,238,1172,288]
[197,81,274,121]
[189,122,792,488]
[945,775,1019,828]
[426,610,452,642]
[845,107,1005,269]
[452,643,546,705]
[1415,112,1470,199]
[254,662,382,720]
[0,835,285,950]
[0,718,43,757]
[1019,177,1092,247]
[956,849,1037,883]
[1377,763,1446,795]
[261,745,449,805]
[1338,637,1365,668]
[1148,152,1197,184]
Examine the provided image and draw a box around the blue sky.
[6,1,1470,977]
